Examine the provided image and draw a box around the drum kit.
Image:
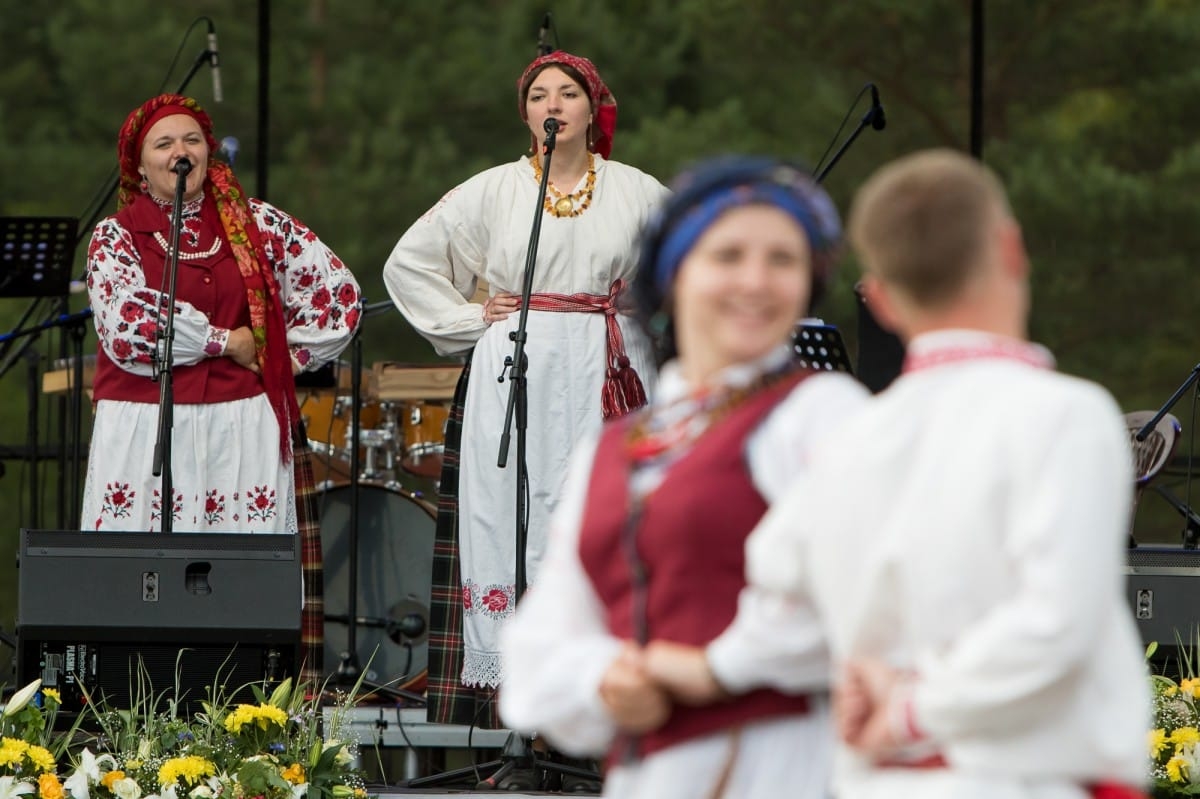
[297,360,461,694]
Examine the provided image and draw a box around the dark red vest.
[579,369,813,759]
[93,193,263,405]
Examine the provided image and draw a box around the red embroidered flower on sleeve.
[336,283,358,307]
[120,301,145,322]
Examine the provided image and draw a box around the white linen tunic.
[383,155,669,687]
[743,330,1151,799]
[82,198,359,533]
[500,347,869,799]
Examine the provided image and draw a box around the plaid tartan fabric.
[424,353,502,729]
[292,435,325,688]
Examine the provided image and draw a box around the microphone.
[218,136,239,166]
[171,158,193,176]
[869,83,887,131]
[207,23,223,103]
[537,12,552,55]
[543,117,560,135]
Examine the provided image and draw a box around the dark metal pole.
[970,0,984,158]
[257,0,271,200]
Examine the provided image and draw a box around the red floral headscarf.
[517,50,617,159]
[116,94,300,461]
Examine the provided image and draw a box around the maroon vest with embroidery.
[579,369,813,760]
[93,194,263,405]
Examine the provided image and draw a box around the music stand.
[0,218,76,297]
[793,319,854,374]
[0,217,82,528]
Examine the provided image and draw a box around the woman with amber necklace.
[383,51,668,730]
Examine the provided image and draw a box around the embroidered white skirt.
[82,394,296,533]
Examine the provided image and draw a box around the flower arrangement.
[1149,641,1200,796]
[0,665,368,799]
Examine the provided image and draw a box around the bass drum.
[319,482,436,692]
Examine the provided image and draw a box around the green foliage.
[1,0,1199,643]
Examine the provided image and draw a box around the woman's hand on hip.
[482,292,521,325]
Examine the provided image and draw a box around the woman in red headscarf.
[82,94,361,535]
[383,52,668,729]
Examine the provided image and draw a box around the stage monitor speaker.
[1126,546,1200,677]
[17,530,301,717]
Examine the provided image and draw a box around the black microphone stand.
[1136,365,1200,442]
[814,84,886,184]
[332,299,426,704]
[150,159,192,534]
[0,307,93,527]
[1136,364,1200,548]
[496,117,559,601]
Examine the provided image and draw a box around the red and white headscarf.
[517,50,617,158]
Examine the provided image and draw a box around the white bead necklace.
[153,232,223,260]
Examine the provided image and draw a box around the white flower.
[2,680,41,717]
[160,785,179,799]
[64,748,121,799]
[289,784,308,799]
[113,778,142,799]
[1180,742,1200,786]
[0,777,35,799]
[187,786,212,799]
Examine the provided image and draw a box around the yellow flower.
[158,756,216,787]
[1168,753,1190,783]
[102,770,127,789]
[25,745,55,774]
[223,704,289,735]
[281,764,305,785]
[38,773,65,799]
[1172,727,1200,748]
[41,689,61,705]
[0,738,28,769]
[1151,728,1169,758]
[1182,678,1200,698]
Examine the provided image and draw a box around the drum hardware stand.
[410,117,598,792]
[328,300,426,705]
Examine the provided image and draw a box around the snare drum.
[300,394,397,484]
[400,401,449,479]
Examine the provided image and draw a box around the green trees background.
[2,0,1198,649]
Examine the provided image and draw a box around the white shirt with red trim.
[745,329,1150,797]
